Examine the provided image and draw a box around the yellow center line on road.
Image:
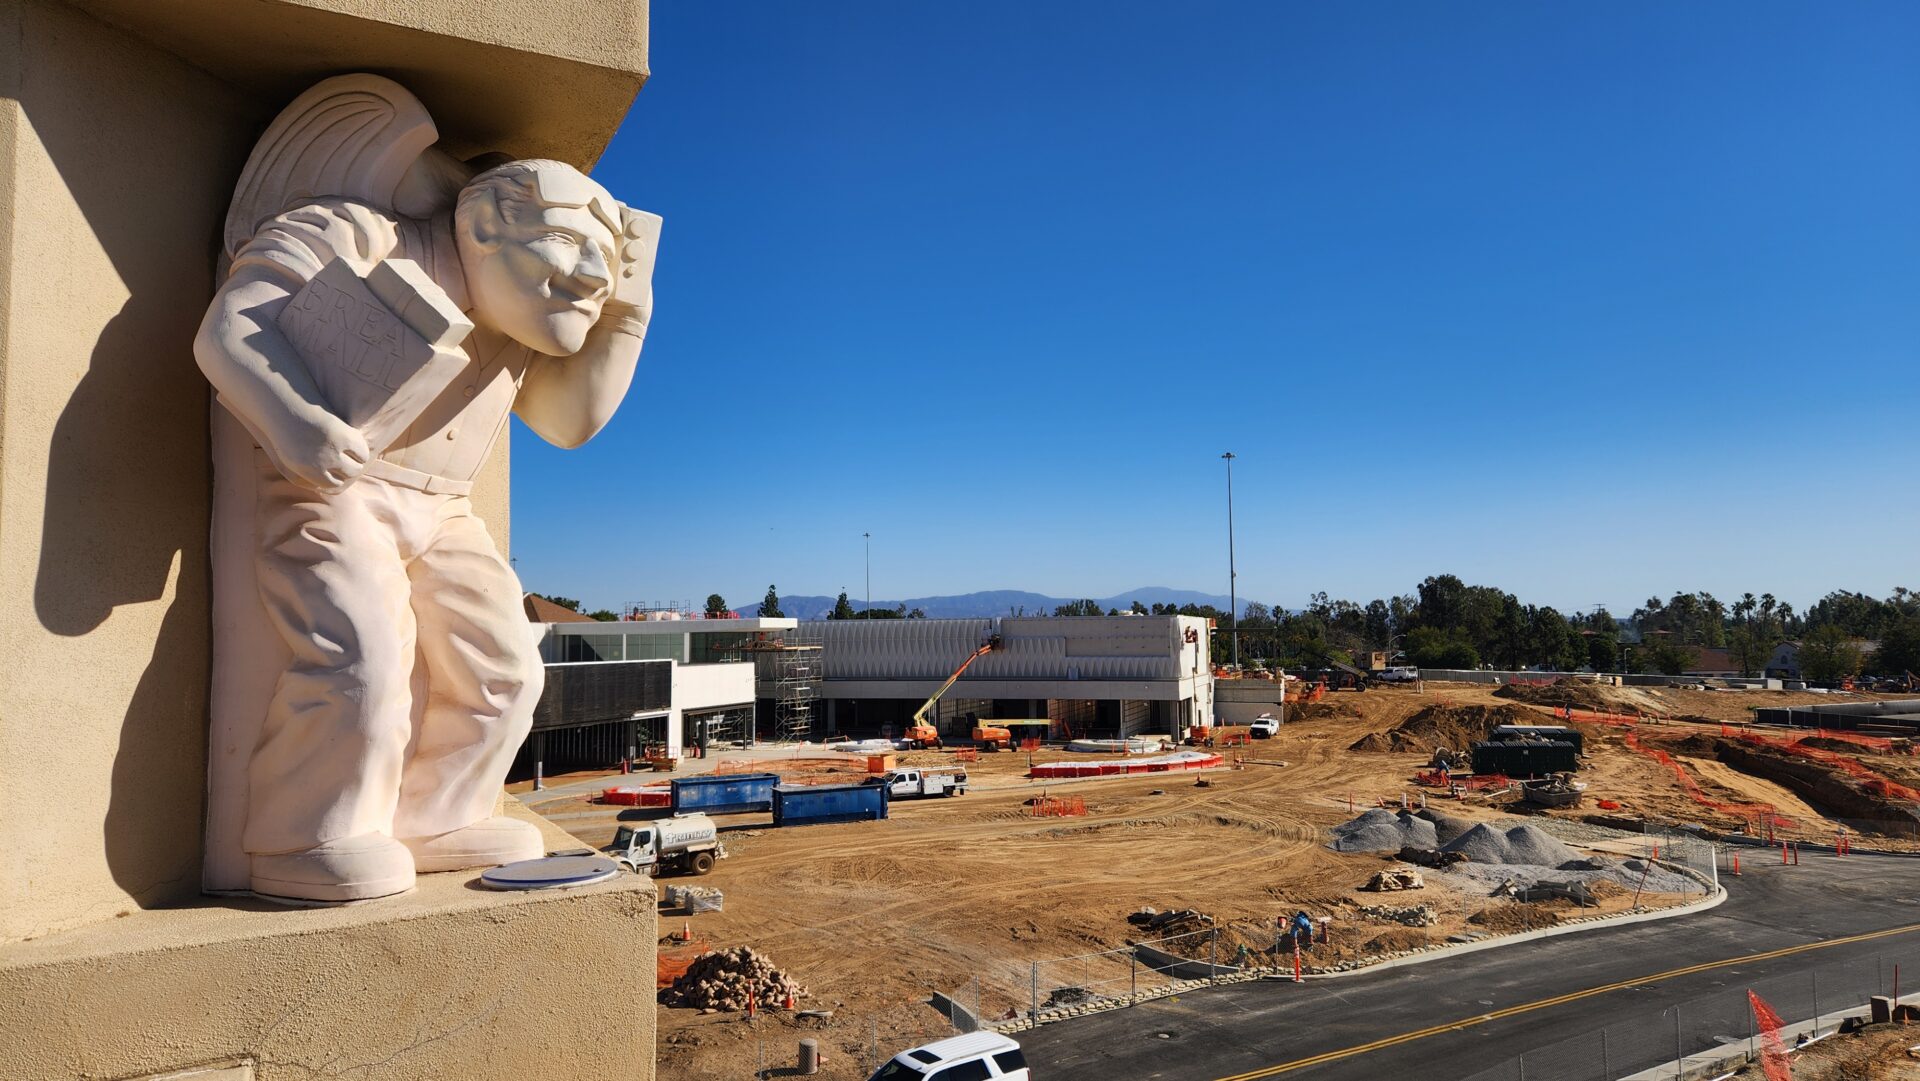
[1210,921,1920,1080]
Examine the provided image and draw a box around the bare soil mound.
[1661,733,1724,756]
[1493,678,1620,711]
[1799,736,1884,755]
[1348,704,1526,754]
[1290,700,1361,723]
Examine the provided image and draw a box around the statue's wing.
[222,73,439,260]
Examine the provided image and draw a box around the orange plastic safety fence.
[1735,732,1920,801]
[1747,990,1791,1081]
[657,941,710,989]
[1624,731,1793,828]
[1028,796,1087,818]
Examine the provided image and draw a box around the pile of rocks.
[661,946,807,1012]
[1362,867,1425,892]
[1358,903,1437,927]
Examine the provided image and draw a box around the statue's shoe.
[251,833,416,904]
[401,816,545,873]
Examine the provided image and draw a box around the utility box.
[1471,740,1580,778]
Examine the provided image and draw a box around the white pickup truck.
[603,813,727,877]
[881,767,968,799]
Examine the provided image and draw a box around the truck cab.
[603,814,725,877]
[882,768,968,799]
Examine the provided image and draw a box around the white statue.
[195,75,658,903]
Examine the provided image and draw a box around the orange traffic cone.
[784,991,797,1010]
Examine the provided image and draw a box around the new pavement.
[1023,852,1920,1080]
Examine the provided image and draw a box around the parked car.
[1376,666,1419,683]
[868,1032,1031,1081]
[1247,715,1280,739]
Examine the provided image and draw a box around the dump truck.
[880,767,968,799]
[670,772,779,815]
[603,813,726,877]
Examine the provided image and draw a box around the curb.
[1307,884,1727,980]
[1619,997,1905,1081]
[987,885,1728,1032]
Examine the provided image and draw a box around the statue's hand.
[613,205,661,323]
[271,411,370,494]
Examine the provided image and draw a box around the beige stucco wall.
[0,0,643,942]
[0,0,254,942]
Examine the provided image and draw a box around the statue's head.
[454,160,622,356]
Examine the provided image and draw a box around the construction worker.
[1290,911,1314,951]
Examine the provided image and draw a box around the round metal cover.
[480,854,620,891]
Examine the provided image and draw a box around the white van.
[867,1032,1031,1081]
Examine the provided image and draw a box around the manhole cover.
[480,854,620,891]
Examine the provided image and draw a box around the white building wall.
[667,661,755,756]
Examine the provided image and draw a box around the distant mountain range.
[738,586,1235,621]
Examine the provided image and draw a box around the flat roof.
[543,618,799,634]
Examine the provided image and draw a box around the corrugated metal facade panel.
[817,617,1182,682]
[532,659,671,731]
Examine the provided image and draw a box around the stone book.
[218,257,473,462]
[275,257,475,454]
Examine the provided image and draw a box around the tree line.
[532,578,1920,683]
[1222,576,1920,680]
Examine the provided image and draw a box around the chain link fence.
[1455,939,1920,1081]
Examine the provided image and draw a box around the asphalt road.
[1023,852,1920,1081]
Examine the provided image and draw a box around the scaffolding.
[732,624,823,743]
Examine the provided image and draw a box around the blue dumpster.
[771,782,890,827]
[670,772,780,815]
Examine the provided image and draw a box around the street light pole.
[1221,452,1238,670]
[863,532,871,619]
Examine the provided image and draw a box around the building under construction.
[759,615,1213,742]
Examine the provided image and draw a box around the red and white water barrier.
[599,785,671,807]
[1029,750,1224,780]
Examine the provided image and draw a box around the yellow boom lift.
[903,634,1005,749]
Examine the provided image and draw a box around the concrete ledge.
[2,799,657,1080]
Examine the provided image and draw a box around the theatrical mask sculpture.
[196,75,659,902]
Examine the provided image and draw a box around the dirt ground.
[518,680,1919,1080]
[1731,1025,1920,1079]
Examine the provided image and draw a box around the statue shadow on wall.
[23,48,255,908]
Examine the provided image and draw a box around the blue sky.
[510,2,1920,616]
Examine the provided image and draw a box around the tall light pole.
[1221,452,1238,670]
[863,532,871,619]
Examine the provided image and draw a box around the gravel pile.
[1521,817,1650,845]
[1413,809,1475,846]
[661,946,808,1012]
[1441,823,1584,866]
[1330,809,1438,852]
[1438,857,1698,896]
